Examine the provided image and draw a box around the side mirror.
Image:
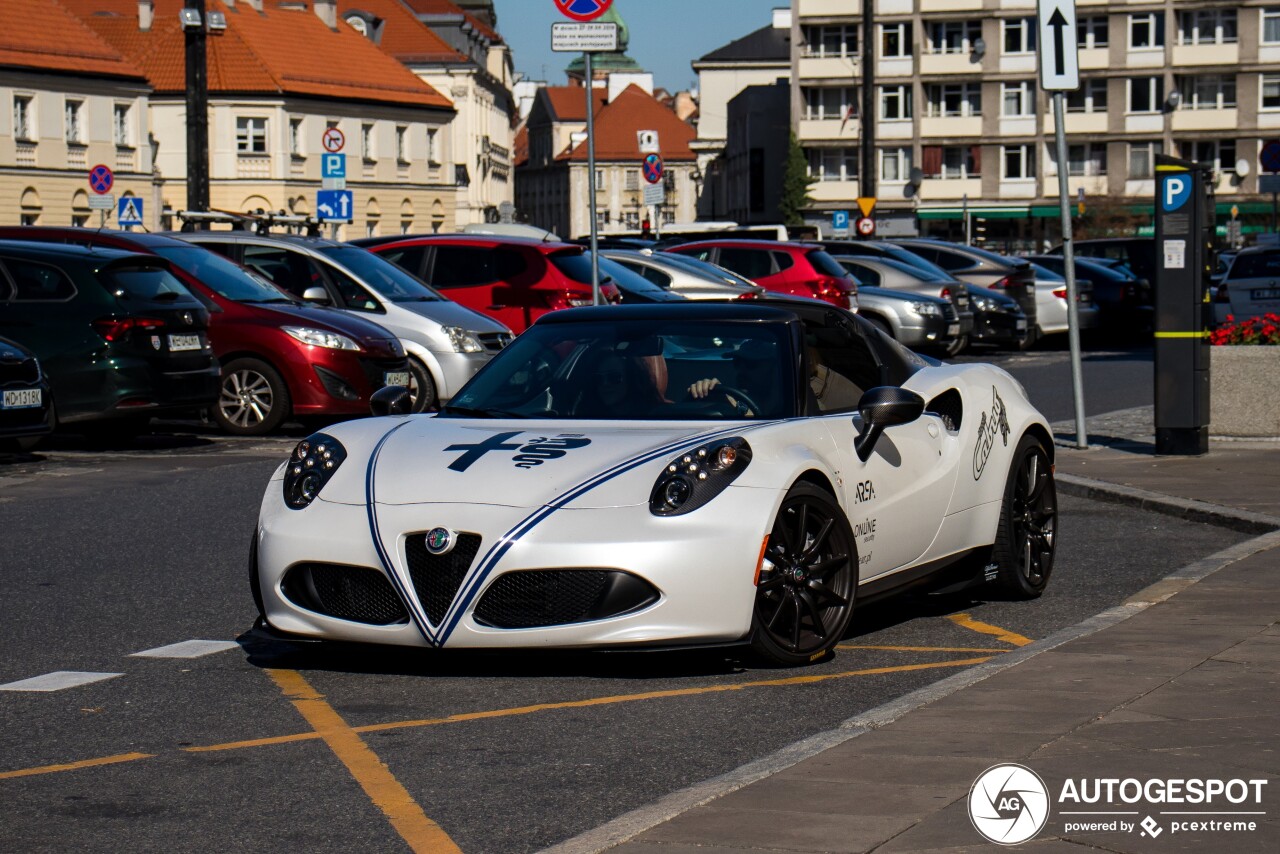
[370,385,412,417]
[854,386,925,462]
[302,286,331,304]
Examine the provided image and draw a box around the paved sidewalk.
[575,417,1280,854]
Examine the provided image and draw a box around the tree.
[779,131,813,228]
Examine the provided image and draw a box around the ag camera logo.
[1162,174,1191,212]
[969,764,1051,845]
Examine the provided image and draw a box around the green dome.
[565,6,643,77]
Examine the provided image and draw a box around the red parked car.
[663,240,858,309]
[352,235,620,333]
[0,228,409,435]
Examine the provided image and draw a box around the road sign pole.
[1052,92,1087,450]
[184,0,210,218]
[585,50,601,305]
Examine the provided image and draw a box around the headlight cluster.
[444,326,486,353]
[283,433,347,509]
[649,437,752,517]
[283,326,361,351]
[908,301,942,317]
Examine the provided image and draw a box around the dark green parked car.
[0,241,219,433]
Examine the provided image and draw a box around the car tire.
[865,315,895,340]
[214,358,290,436]
[405,356,437,413]
[942,333,969,358]
[989,434,1057,599]
[750,482,857,667]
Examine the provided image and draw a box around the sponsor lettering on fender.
[972,388,1011,481]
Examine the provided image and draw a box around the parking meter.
[1153,154,1212,455]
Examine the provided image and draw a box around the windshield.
[806,250,852,278]
[444,318,795,421]
[1227,252,1280,280]
[99,265,199,303]
[593,255,681,300]
[152,245,294,303]
[549,250,595,284]
[876,256,952,283]
[1030,263,1065,282]
[878,245,955,279]
[319,246,442,302]
[659,252,756,287]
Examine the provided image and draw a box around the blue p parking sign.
[832,211,850,231]
[1161,174,1191,212]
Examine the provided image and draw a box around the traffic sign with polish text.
[89,164,114,195]
[322,127,345,154]
[1037,0,1080,91]
[117,196,144,226]
[554,0,612,22]
[643,183,664,206]
[317,189,353,222]
[551,22,618,52]
[856,197,876,218]
[88,193,115,211]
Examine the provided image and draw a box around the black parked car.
[965,285,1029,350]
[893,239,1038,341]
[1024,254,1153,339]
[0,241,219,436]
[0,335,52,451]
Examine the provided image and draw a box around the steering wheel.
[693,383,763,418]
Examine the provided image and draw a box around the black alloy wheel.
[751,482,857,666]
[990,435,1057,598]
[942,333,969,358]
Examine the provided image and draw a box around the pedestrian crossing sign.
[118,196,144,226]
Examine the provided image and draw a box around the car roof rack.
[175,209,321,237]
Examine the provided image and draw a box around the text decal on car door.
[446,432,593,472]
[972,388,1011,480]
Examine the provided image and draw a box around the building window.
[1175,74,1237,110]
[625,169,639,190]
[807,148,858,182]
[1128,77,1164,113]
[1002,81,1035,117]
[880,22,912,58]
[928,21,981,55]
[880,85,912,120]
[396,126,408,163]
[427,128,440,165]
[1066,79,1108,113]
[13,95,33,141]
[289,118,303,156]
[1179,139,1236,172]
[65,99,84,144]
[361,123,374,161]
[1077,16,1108,48]
[803,87,858,121]
[622,211,640,229]
[1129,13,1165,49]
[1002,18,1036,54]
[1002,144,1034,179]
[1263,75,1280,110]
[925,82,981,118]
[1178,10,1237,45]
[923,145,981,178]
[236,117,267,153]
[1128,141,1162,179]
[880,148,912,182]
[1263,9,1280,44]
[1050,142,1107,176]
[113,104,131,147]
[803,25,858,58]
[596,209,610,230]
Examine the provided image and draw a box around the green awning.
[918,207,1030,221]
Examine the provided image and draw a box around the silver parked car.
[602,249,766,300]
[177,232,511,412]
[1214,247,1280,325]
[1026,262,1100,337]
[833,255,973,356]
[856,286,961,352]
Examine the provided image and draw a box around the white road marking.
[0,672,124,692]
[129,640,240,659]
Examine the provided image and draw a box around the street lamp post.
[859,0,875,200]
[183,0,210,217]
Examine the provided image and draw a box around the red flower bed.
[1210,313,1280,345]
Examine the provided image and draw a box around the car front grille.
[940,302,958,322]
[472,569,660,629]
[0,357,40,387]
[404,532,482,625]
[477,332,513,353]
[281,563,408,625]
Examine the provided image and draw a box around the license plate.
[1016,319,1028,329]
[168,334,202,352]
[384,371,411,387]
[946,323,960,336]
[1250,288,1280,300]
[2,388,41,409]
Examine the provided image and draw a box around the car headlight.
[283,326,361,351]
[971,296,998,312]
[444,326,486,353]
[650,437,752,516]
[283,433,347,509]
[908,301,941,317]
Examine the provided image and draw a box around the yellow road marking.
[0,751,153,781]
[947,613,1034,647]
[2,656,996,782]
[837,644,1012,654]
[267,669,462,854]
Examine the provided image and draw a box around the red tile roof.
[541,85,606,123]
[513,123,528,167]
[335,0,467,64]
[0,0,144,80]
[399,0,500,44]
[61,0,452,108]
[561,85,695,162]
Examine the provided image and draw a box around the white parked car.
[1026,262,1100,337]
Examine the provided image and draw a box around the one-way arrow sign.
[1037,0,1079,91]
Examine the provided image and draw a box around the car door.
[806,312,954,580]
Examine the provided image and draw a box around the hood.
[369,418,725,509]
[393,298,510,334]
[254,302,403,355]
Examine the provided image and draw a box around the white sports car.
[251,301,1057,665]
